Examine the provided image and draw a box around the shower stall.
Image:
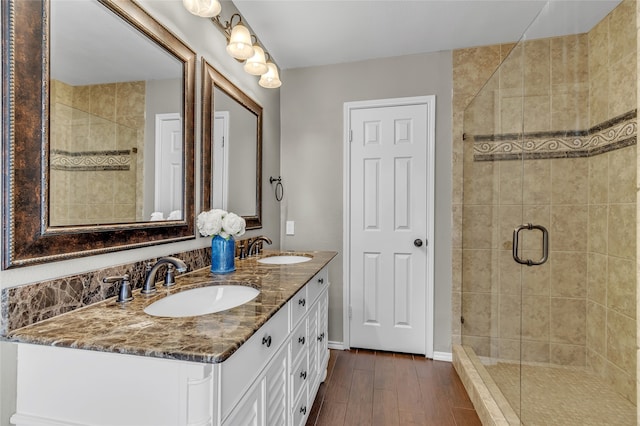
[456,0,637,424]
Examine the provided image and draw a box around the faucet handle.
[103,274,133,303]
[163,264,176,287]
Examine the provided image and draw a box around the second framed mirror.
[201,60,262,229]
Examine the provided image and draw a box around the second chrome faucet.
[141,256,188,295]
[246,236,273,257]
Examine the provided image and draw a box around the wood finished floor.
[306,349,482,426]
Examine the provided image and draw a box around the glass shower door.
[461,30,526,422]
[463,1,637,424]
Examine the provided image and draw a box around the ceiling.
[233,0,622,70]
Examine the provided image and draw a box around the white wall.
[280,51,453,353]
[0,2,280,424]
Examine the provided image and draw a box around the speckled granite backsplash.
[0,246,213,335]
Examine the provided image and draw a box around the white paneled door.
[346,97,434,355]
[154,113,183,217]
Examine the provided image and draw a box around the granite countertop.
[7,250,337,364]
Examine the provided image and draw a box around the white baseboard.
[433,351,452,362]
[328,342,449,362]
[327,341,345,350]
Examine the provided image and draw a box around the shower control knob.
[414,239,423,247]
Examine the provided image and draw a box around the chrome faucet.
[141,256,188,295]
[247,236,273,256]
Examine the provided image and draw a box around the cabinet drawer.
[292,384,309,426]
[220,305,289,420]
[291,351,309,404]
[307,267,328,306]
[291,285,308,327]
[291,318,308,363]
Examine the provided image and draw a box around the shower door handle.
[512,224,549,266]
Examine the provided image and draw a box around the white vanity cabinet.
[221,266,330,426]
[290,283,329,425]
[10,266,331,426]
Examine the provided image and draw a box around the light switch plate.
[286,221,295,235]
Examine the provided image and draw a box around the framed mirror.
[1,0,196,268]
[202,60,262,229]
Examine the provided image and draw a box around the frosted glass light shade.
[259,62,282,88]
[243,46,268,75]
[182,0,221,17]
[227,23,254,60]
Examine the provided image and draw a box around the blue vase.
[210,235,235,274]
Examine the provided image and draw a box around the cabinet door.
[307,301,319,387]
[317,289,330,370]
[265,346,288,426]
[223,380,263,426]
[223,342,288,426]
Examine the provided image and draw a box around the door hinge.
[349,306,352,319]
[461,316,465,324]
[349,129,353,142]
[222,135,225,147]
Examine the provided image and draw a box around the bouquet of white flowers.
[197,209,246,239]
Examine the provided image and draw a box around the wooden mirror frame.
[1,0,197,269]
[201,59,262,229]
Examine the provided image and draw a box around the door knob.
[414,239,423,247]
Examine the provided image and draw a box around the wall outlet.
[286,221,295,235]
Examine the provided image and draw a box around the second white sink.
[257,255,312,265]
[144,285,259,318]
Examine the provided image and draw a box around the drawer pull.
[318,278,324,284]
[262,335,272,348]
[298,298,306,307]
[300,406,307,415]
[300,370,307,380]
[298,336,305,345]
[317,332,325,342]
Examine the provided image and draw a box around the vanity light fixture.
[182,0,221,18]
[209,11,283,88]
[259,60,282,88]
[226,15,254,60]
[243,38,268,75]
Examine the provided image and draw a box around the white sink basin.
[144,285,259,318]
[257,255,312,265]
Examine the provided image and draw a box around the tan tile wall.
[50,80,144,225]
[454,0,636,404]
[586,0,637,404]
[637,0,640,418]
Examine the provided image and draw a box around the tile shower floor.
[484,362,636,425]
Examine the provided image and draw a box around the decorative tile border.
[473,110,637,161]
[50,149,131,171]
[0,246,212,335]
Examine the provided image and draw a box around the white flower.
[167,210,182,220]
[197,209,225,237]
[220,212,246,239]
[196,209,246,239]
